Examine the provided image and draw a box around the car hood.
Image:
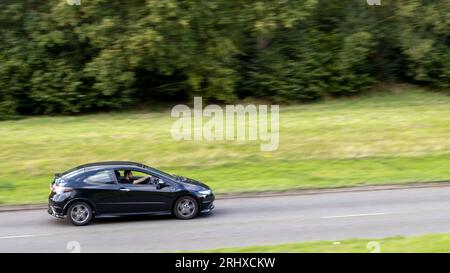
[174,175,210,190]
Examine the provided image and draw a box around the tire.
[173,196,199,220]
[67,202,93,226]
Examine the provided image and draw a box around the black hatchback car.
[48,161,215,226]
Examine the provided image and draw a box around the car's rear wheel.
[68,202,93,226]
[174,196,198,219]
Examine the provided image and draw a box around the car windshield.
[142,164,175,180]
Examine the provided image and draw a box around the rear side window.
[61,169,84,180]
[83,170,116,184]
[54,177,66,186]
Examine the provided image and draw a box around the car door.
[115,167,177,213]
[122,181,173,213]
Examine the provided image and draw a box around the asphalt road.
[1,185,450,252]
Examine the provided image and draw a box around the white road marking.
[0,234,50,240]
[321,212,386,219]
[0,234,35,239]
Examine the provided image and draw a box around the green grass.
[200,233,450,253]
[0,84,449,204]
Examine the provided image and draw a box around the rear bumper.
[48,198,66,218]
[48,204,65,218]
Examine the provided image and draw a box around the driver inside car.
[121,170,151,185]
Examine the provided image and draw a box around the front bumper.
[199,193,215,213]
[200,202,215,213]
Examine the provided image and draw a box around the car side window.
[116,169,156,185]
[83,170,115,184]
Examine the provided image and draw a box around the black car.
[48,161,215,226]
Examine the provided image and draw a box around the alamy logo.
[171,97,280,152]
[67,0,81,6]
[367,0,381,5]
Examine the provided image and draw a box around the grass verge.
[199,233,450,253]
[0,84,449,204]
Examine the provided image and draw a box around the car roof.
[61,161,148,175]
[75,161,146,169]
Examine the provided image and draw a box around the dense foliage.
[0,0,449,118]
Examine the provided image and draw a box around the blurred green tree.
[0,0,448,119]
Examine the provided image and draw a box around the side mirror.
[156,179,167,189]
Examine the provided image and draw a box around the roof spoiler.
[55,173,62,177]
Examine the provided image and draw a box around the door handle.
[119,188,130,192]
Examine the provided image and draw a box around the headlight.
[198,190,212,196]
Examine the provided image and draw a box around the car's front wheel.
[174,196,198,219]
[68,202,93,226]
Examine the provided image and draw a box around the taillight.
[53,185,73,194]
